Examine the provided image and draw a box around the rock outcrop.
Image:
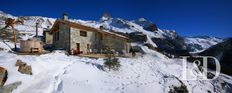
[144,24,158,32]
[0,81,22,93]
[129,32,147,43]
[15,60,32,75]
[133,18,158,32]
[152,36,189,57]
[15,60,26,66]
[0,67,7,86]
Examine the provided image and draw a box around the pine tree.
[103,39,121,71]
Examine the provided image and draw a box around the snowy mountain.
[0,11,56,38]
[185,36,223,53]
[0,11,221,53]
[199,38,232,76]
[133,18,158,32]
[0,11,232,93]
[0,11,15,19]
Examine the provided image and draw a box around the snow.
[0,10,230,93]
[0,44,231,93]
[0,11,15,19]
[138,18,147,22]
[146,35,157,48]
[184,36,223,53]
[0,40,13,50]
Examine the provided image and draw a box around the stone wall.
[70,27,102,53]
[52,23,70,51]
[102,34,130,54]
[44,31,53,44]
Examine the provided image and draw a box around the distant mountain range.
[185,36,223,53]
[0,11,224,54]
[199,38,232,75]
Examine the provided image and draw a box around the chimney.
[63,13,68,20]
[99,26,104,30]
[36,22,39,38]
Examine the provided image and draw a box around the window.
[80,31,87,37]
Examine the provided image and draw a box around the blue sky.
[1,0,232,38]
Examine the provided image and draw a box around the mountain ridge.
[0,10,224,54]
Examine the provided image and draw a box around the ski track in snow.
[52,62,73,93]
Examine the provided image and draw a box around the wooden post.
[36,22,38,38]
[13,29,17,51]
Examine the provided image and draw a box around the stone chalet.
[47,14,131,54]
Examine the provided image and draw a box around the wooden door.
[76,43,80,53]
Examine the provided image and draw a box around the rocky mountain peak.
[101,12,112,21]
[138,18,147,22]
[133,18,158,32]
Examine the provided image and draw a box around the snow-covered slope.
[0,46,232,93]
[184,36,223,53]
